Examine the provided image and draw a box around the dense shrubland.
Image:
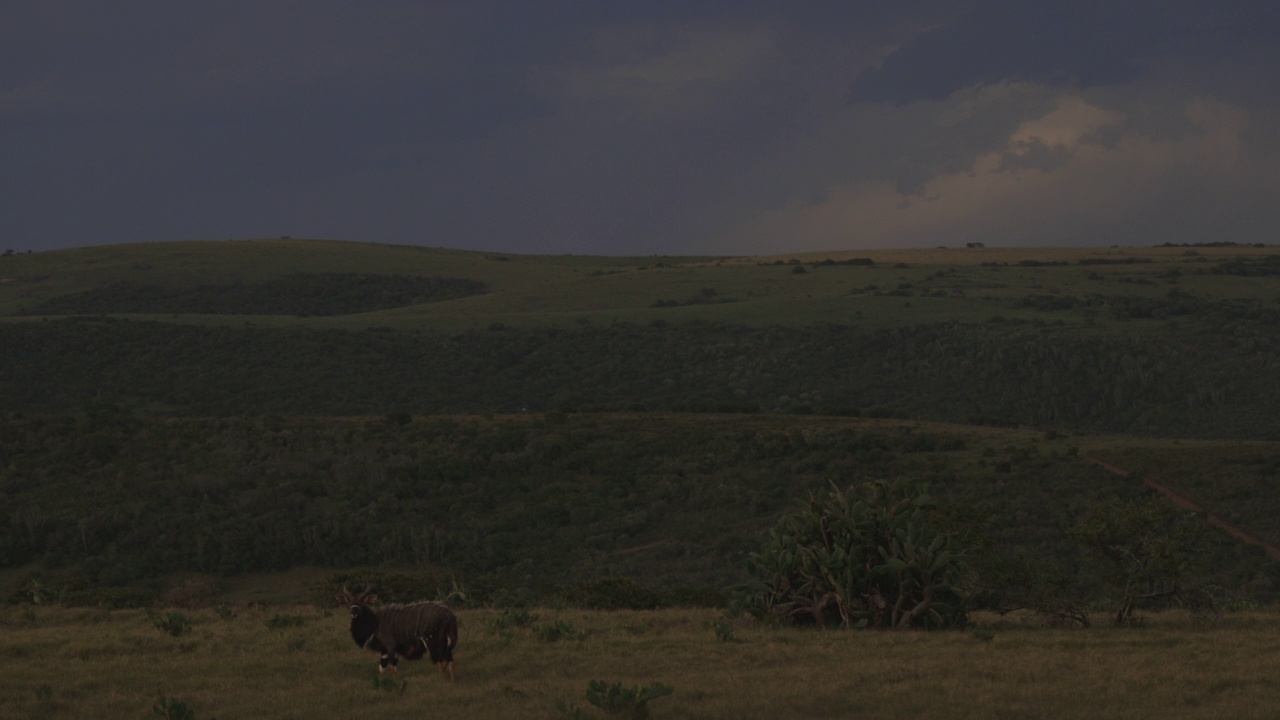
[3,242,1279,619]
[1,312,1277,437]
[3,412,1277,613]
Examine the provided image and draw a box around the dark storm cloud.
[2,1,1278,255]
[2,1,557,244]
[850,1,1280,104]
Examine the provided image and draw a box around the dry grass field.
[3,604,1279,719]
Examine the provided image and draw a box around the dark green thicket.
[21,273,486,316]
[1,316,1276,438]
[5,413,1276,608]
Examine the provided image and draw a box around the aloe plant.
[735,479,966,629]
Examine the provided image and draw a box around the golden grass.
[3,605,1279,719]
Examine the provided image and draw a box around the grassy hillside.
[3,239,1280,437]
[3,238,1279,330]
[2,238,1279,611]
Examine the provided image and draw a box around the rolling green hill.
[2,238,1279,608]
[4,238,1279,331]
[3,239,1279,437]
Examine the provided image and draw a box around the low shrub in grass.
[150,611,193,637]
[557,680,675,719]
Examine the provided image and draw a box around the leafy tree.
[734,479,966,629]
[1071,497,1214,625]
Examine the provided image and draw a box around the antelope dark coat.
[340,587,457,680]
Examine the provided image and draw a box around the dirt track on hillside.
[1082,453,1280,562]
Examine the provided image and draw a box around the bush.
[1071,498,1214,625]
[153,695,197,720]
[734,479,967,629]
[150,611,193,637]
[486,607,540,641]
[263,613,307,630]
[536,620,586,642]
[587,680,674,719]
[557,680,674,719]
[705,617,736,642]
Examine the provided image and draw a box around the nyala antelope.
[338,585,457,681]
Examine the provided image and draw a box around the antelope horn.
[347,584,370,602]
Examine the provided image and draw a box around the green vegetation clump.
[153,695,200,720]
[263,613,308,630]
[557,680,674,719]
[736,480,966,629]
[1073,498,1217,625]
[150,611,193,637]
[705,617,735,642]
[536,620,587,643]
[486,607,540,640]
[371,676,407,694]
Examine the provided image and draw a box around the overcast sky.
[4,1,1278,256]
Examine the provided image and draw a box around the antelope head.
[338,584,378,617]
